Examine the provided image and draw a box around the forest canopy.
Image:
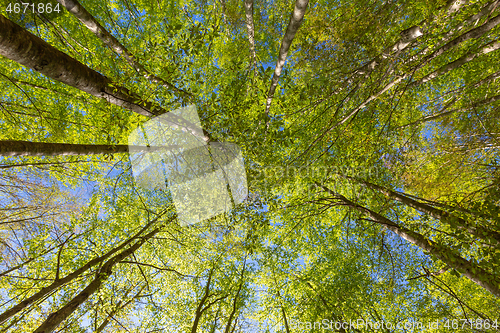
[1,0,500,331]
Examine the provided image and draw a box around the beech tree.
[0,140,181,156]
[1,0,500,331]
[316,182,500,298]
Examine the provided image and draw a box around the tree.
[316,182,500,298]
[0,14,207,140]
[56,0,191,98]
[32,223,164,332]
[0,211,173,325]
[0,140,180,156]
[264,0,309,116]
[2,0,500,331]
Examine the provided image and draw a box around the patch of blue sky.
[191,14,204,23]
[102,2,148,40]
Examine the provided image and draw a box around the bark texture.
[244,0,258,78]
[56,0,189,97]
[265,0,309,115]
[0,140,181,157]
[0,214,170,325]
[0,15,206,141]
[447,0,468,13]
[316,183,500,298]
[0,14,150,117]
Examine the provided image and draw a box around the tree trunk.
[223,257,246,333]
[300,10,500,158]
[55,0,190,98]
[345,175,500,245]
[281,305,290,333]
[33,226,161,333]
[0,213,171,325]
[350,0,476,81]
[0,15,206,141]
[0,140,181,157]
[244,0,258,78]
[190,268,229,333]
[440,1,500,42]
[316,183,500,298]
[447,0,468,13]
[95,285,145,333]
[265,0,309,115]
[191,269,214,333]
[409,40,500,88]
[416,13,500,70]
[0,14,147,117]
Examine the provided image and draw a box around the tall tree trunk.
[281,302,290,333]
[345,175,500,245]
[264,0,309,116]
[403,0,500,64]
[0,213,172,325]
[440,1,500,42]
[0,15,206,142]
[191,268,228,333]
[349,0,480,81]
[55,0,190,98]
[315,183,500,298]
[408,40,500,88]
[95,285,146,333]
[33,226,161,333]
[191,269,214,333]
[415,12,500,70]
[244,0,258,79]
[0,140,181,157]
[299,11,500,158]
[223,257,246,333]
[0,14,148,117]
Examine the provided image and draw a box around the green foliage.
[1,0,500,331]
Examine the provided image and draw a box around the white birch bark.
[264,0,309,116]
[316,183,500,298]
[409,40,500,88]
[244,0,258,78]
[56,0,190,97]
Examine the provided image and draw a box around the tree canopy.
[1,0,500,331]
